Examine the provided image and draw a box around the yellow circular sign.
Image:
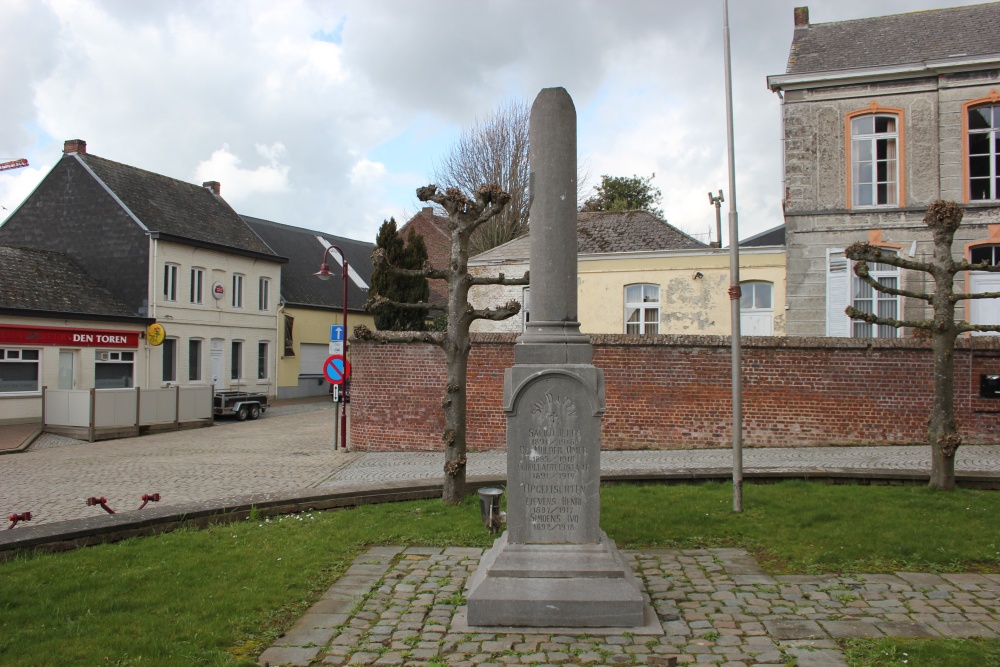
[147,323,166,346]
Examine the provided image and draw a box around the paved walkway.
[2,403,1000,526]
[259,546,1000,667]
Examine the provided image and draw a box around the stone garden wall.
[349,334,1000,451]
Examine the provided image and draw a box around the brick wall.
[350,334,1000,451]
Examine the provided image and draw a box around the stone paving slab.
[257,546,1000,667]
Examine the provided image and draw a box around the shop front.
[0,322,148,424]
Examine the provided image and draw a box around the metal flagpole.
[722,0,744,512]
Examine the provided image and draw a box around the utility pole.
[708,190,724,248]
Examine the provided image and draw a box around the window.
[95,350,134,389]
[259,277,270,311]
[968,103,999,201]
[258,341,269,380]
[232,274,244,308]
[162,338,177,382]
[163,263,179,301]
[624,284,660,334]
[283,315,295,357]
[968,244,1000,335]
[852,253,900,339]
[740,281,774,336]
[849,111,900,207]
[0,348,40,393]
[190,268,204,304]
[188,339,202,382]
[231,340,243,380]
[522,287,531,331]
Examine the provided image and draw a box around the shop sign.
[146,323,166,347]
[0,325,140,348]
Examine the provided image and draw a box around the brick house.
[468,211,786,336]
[0,140,286,398]
[767,4,1000,337]
[242,215,373,399]
[399,207,451,307]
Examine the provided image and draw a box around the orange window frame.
[961,89,1000,203]
[845,102,906,209]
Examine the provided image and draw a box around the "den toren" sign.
[0,325,140,348]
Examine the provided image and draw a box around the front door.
[210,338,224,387]
[58,350,75,390]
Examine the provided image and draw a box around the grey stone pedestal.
[466,531,645,627]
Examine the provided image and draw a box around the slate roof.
[785,3,1000,76]
[77,153,279,259]
[242,216,372,312]
[471,210,706,263]
[0,245,148,320]
[739,224,786,247]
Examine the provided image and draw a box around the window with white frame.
[850,114,899,207]
[852,253,900,339]
[162,338,177,382]
[624,284,660,334]
[231,340,243,380]
[259,277,270,311]
[188,339,202,382]
[190,267,204,304]
[0,348,40,393]
[969,244,1000,335]
[95,350,134,388]
[163,263,179,301]
[740,281,774,336]
[258,341,269,380]
[232,274,244,308]
[969,104,999,201]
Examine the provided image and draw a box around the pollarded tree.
[358,184,529,504]
[845,200,1000,491]
[369,219,429,331]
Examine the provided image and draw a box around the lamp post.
[315,246,349,451]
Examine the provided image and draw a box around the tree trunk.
[441,338,468,504]
[928,328,959,490]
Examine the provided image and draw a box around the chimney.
[64,139,87,155]
[202,181,221,196]
[422,207,433,216]
[794,6,809,28]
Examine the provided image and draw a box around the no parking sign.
[323,354,351,385]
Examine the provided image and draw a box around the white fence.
[43,386,213,441]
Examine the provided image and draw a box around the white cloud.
[194,143,290,200]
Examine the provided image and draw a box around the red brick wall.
[350,334,1000,451]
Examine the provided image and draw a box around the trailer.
[213,390,269,421]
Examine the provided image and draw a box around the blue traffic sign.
[330,324,345,342]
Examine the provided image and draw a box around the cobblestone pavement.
[259,546,1000,667]
[3,399,999,526]
[315,446,1000,489]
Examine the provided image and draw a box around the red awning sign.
[323,354,351,385]
[0,325,140,348]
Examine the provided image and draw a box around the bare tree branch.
[845,306,926,330]
[469,271,530,287]
[956,289,1000,301]
[958,322,1000,334]
[365,295,447,314]
[354,324,445,347]
[846,241,933,273]
[956,260,1000,273]
[468,300,522,322]
[852,261,933,302]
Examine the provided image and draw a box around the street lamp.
[315,245,349,450]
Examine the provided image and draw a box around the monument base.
[466,531,645,627]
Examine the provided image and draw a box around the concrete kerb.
[3,467,1000,560]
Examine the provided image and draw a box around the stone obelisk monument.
[466,87,645,628]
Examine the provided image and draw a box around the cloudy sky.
[0,0,991,246]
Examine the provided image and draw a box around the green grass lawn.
[0,481,998,666]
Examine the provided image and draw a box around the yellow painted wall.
[276,306,374,388]
[577,249,786,335]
